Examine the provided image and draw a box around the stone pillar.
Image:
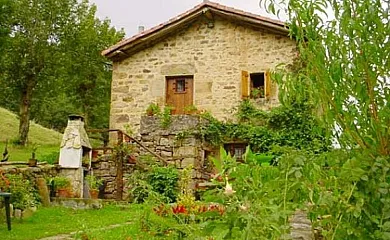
[59,168,84,198]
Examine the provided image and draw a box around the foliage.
[0,173,38,210]
[145,103,160,116]
[177,165,195,207]
[127,158,179,204]
[85,175,103,191]
[262,0,389,155]
[52,176,71,189]
[244,146,275,166]
[147,165,179,203]
[159,106,173,129]
[199,100,330,154]
[251,87,265,99]
[183,105,198,115]
[39,151,59,164]
[0,0,124,144]
[0,0,12,50]
[257,0,390,238]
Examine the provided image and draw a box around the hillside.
[0,107,62,145]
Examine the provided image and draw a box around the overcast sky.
[88,0,282,37]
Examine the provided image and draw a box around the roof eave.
[102,3,289,60]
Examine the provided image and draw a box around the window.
[176,79,186,93]
[224,143,247,162]
[241,71,271,99]
[250,73,265,98]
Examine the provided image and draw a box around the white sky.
[88,0,281,36]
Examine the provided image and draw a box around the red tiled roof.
[102,1,287,58]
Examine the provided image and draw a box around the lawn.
[0,107,63,162]
[0,107,62,146]
[0,204,146,240]
[0,143,60,163]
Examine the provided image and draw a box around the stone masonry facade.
[140,115,210,182]
[110,16,297,135]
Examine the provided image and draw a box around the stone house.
[103,1,297,136]
[102,1,297,175]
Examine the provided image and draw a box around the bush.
[127,162,179,204]
[39,151,59,164]
[148,166,179,203]
[0,173,38,210]
[85,175,103,190]
[52,176,70,189]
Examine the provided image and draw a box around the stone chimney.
[138,25,145,33]
[59,115,91,168]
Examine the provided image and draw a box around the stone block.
[182,137,197,146]
[181,158,195,168]
[36,177,50,207]
[22,208,34,219]
[100,162,110,170]
[14,209,22,219]
[161,151,172,158]
[160,137,173,146]
[174,146,197,157]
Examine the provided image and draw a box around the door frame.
[165,75,194,114]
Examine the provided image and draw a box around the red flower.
[172,205,187,214]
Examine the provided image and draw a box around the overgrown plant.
[199,100,330,153]
[159,106,173,129]
[127,157,179,204]
[145,103,160,116]
[85,175,103,191]
[0,173,38,210]
[259,0,390,238]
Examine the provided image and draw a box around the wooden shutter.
[241,70,249,99]
[265,70,271,99]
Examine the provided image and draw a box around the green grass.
[0,205,144,240]
[0,107,62,145]
[0,107,62,162]
[0,143,59,162]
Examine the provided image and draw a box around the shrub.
[127,163,179,204]
[85,175,103,190]
[145,103,160,116]
[39,151,59,164]
[147,166,179,203]
[52,176,70,189]
[0,173,38,210]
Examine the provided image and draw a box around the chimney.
[59,114,92,168]
[138,26,145,33]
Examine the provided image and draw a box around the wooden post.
[116,131,124,201]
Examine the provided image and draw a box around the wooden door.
[166,76,194,115]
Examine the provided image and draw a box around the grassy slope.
[0,107,62,161]
[0,107,62,145]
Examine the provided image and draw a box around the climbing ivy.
[198,100,330,154]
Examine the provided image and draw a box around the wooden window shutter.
[241,70,249,99]
[265,70,271,98]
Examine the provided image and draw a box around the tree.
[262,0,389,157]
[59,3,124,129]
[0,0,12,48]
[1,0,123,145]
[261,0,390,237]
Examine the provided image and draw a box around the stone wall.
[110,16,297,135]
[0,162,58,186]
[90,153,136,200]
[140,115,212,182]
